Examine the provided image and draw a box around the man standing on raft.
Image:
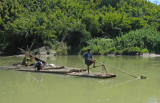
[83,49,96,74]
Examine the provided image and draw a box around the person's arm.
[83,53,87,59]
[33,63,37,67]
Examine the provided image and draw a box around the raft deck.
[68,72,116,79]
[17,68,116,79]
[0,66,116,79]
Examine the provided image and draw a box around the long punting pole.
[95,61,138,78]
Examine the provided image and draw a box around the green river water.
[0,55,160,103]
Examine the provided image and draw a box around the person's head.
[87,49,91,53]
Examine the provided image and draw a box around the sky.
[147,0,160,5]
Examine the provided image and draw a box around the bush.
[92,45,103,55]
[115,50,122,55]
[121,47,141,55]
[79,47,90,55]
[108,47,116,54]
[80,38,114,55]
[141,48,149,53]
[55,42,68,55]
[114,27,160,53]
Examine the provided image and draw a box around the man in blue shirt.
[83,49,96,74]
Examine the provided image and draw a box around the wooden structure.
[68,72,116,79]
[17,66,116,79]
[0,65,116,79]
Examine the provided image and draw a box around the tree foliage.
[114,27,160,53]
[0,0,160,54]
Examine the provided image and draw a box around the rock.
[32,46,56,56]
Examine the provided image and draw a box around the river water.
[0,55,160,103]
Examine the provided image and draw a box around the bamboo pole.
[95,61,138,78]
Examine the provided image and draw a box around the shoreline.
[1,53,160,58]
[141,53,160,57]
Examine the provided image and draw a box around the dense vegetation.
[0,0,160,55]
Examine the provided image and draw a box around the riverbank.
[141,53,160,57]
[0,46,56,56]
[1,53,160,58]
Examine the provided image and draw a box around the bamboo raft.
[68,72,116,79]
[0,66,116,79]
[0,48,116,79]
